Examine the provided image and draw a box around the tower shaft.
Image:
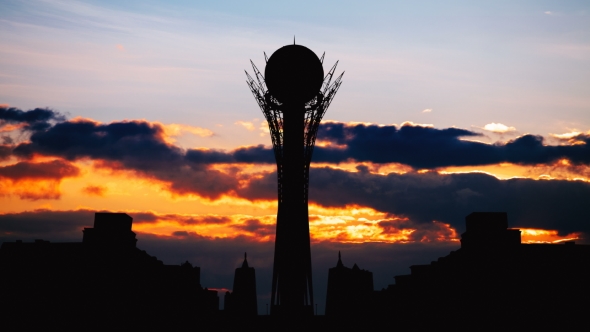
[271,104,313,315]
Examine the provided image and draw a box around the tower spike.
[264,52,269,63]
[320,52,325,64]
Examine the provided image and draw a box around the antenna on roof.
[294,35,296,45]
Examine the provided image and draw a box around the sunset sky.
[1,0,589,313]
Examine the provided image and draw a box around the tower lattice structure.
[246,53,343,315]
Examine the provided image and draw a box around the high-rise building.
[224,253,258,316]
[325,252,374,316]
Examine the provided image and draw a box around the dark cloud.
[3,108,588,203]
[131,212,160,223]
[378,219,456,242]
[186,145,275,164]
[4,108,589,173]
[112,211,231,226]
[234,167,590,236]
[171,122,590,169]
[178,215,232,225]
[312,122,590,168]
[303,167,590,236]
[0,160,80,180]
[0,209,94,241]
[13,118,237,199]
[0,160,81,200]
[0,107,65,131]
[235,171,277,201]
[0,145,12,161]
[231,218,275,237]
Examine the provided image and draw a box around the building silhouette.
[0,212,218,322]
[374,212,590,325]
[224,253,258,316]
[246,43,343,315]
[325,251,374,316]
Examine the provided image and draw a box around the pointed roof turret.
[352,263,360,271]
[242,252,249,268]
[337,251,344,268]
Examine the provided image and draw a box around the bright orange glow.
[520,228,581,244]
[0,123,27,132]
[132,213,276,241]
[0,178,64,200]
[439,160,590,182]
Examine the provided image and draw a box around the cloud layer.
[5,108,590,173]
[2,107,590,238]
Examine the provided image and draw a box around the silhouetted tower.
[325,251,374,316]
[246,43,343,315]
[225,253,258,316]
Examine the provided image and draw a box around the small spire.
[294,35,296,45]
[242,252,249,268]
[337,251,343,268]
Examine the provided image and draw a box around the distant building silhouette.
[325,251,374,316]
[224,253,258,316]
[375,212,590,324]
[0,212,218,322]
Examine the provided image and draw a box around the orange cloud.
[82,185,107,197]
[520,228,581,244]
[0,160,80,200]
[161,123,214,144]
[439,160,590,182]
[0,179,63,200]
[235,121,256,131]
[0,123,27,132]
